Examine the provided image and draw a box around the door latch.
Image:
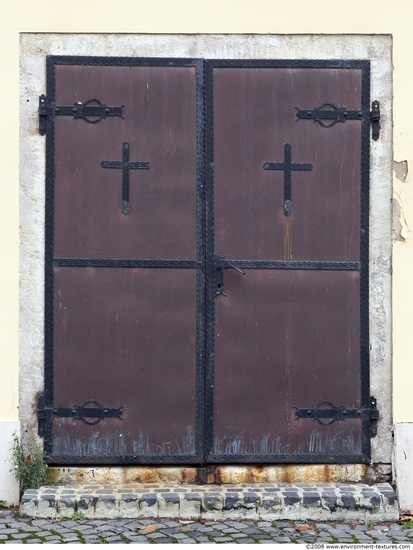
[214,256,245,296]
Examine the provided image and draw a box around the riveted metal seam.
[360,61,371,458]
[195,58,206,464]
[204,60,216,464]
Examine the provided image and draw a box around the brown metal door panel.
[52,267,197,459]
[213,269,361,458]
[44,58,370,465]
[54,65,197,259]
[213,68,361,262]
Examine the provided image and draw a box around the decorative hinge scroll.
[37,396,124,437]
[294,396,379,437]
[295,100,381,140]
[38,95,125,135]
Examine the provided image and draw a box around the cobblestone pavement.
[1,509,413,544]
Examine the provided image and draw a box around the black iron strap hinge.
[294,396,379,437]
[38,95,125,135]
[37,396,124,437]
[296,100,381,140]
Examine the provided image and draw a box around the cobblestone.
[2,506,413,544]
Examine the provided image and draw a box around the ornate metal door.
[41,57,374,464]
[205,60,373,464]
[41,58,205,463]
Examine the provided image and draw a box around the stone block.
[139,493,158,518]
[119,494,140,518]
[57,496,76,517]
[77,495,98,519]
[158,493,180,518]
[20,491,39,518]
[202,493,224,520]
[94,495,119,519]
[181,493,202,518]
[36,493,58,519]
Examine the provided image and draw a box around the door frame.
[19,33,393,469]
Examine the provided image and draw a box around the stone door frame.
[19,33,393,472]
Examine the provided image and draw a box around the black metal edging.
[207,453,368,464]
[195,58,207,465]
[203,60,216,463]
[359,61,372,456]
[44,56,57,457]
[53,258,198,268]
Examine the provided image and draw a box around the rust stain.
[180,468,197,484]
[282,466,292,483]
[208,467,223,485]
[46,464,368,486]
[203,464,367,484]
[141,470,157,484]
[245,468,256,483]
[284,218,292,260]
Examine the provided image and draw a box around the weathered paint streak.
[52,424,196,457]
[213,429,359,456]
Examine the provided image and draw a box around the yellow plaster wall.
[1,0,412,421]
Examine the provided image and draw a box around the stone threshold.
[20,482,398,521]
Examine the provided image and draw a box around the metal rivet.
[72,107,77,113]
[307,410,312,416]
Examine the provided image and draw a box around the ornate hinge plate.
[296,101,381,140]
[38,95,125,135]
[37,396,124,437]
[294,396,379,437]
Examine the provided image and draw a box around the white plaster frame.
[19,34,393,465]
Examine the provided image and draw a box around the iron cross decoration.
[101,142,151,214]
[263,143,313,216]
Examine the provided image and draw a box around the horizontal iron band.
[296,108,364,121]
[54,258,199,268]
[295,406,371,420]
[214,260,360,271]
[52,105,124,118]
[38,405,124,420]
[207,454,367,464]
[45,454,201,465]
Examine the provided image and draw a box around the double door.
[41,57,371,464]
